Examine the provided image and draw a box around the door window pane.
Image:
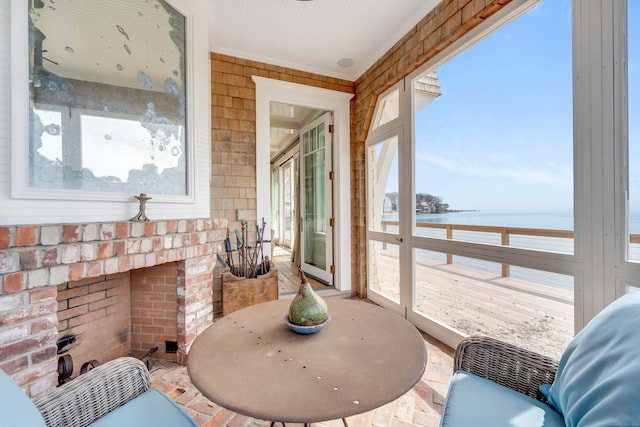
[367,136,399,232]
[373,89,399,129]
[283,162,292,246]
[271,168,279,244]
[369,241,400,303]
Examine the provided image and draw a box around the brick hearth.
[0,218,226,397]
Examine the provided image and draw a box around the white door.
[300,112,333,284]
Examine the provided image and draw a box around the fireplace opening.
[55,262,179,381]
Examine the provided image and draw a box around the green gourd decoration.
[288,270,329,326]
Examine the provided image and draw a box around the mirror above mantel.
[27,0,188,196]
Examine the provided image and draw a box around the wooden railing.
[380,220,640,277]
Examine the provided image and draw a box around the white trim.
[573,0,635,327]
[253,76,353,292]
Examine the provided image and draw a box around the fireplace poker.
[235,227,245,277]
[216,253,228,269]
[248,217,267,277]
[224,236,234,270]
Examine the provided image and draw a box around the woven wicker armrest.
[454,336,559,401]
[33,357,151,427]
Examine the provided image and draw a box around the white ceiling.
[207,0,440,81]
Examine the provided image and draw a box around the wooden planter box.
[222,268,278,316]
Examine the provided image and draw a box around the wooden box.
[222,268,278,316]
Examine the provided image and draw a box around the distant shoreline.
[385,209,479,215]
[417,209,478,214]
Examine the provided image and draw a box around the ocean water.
[383,209,640,233]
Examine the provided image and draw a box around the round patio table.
[187,298,427,425]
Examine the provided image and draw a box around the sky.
[404,0,639,212]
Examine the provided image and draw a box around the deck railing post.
[382,221,387,249]
[501,229,510,277]
[446,225,453,265]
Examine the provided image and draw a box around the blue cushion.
[540,291,640,426]
[0,369,47,427]
[440,371,564,427]
[89,389,198,427]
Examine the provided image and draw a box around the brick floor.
[149,334,454,427]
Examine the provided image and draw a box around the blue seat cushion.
[0,369,47,427]
[89,389,198,427]
[539,291,640,427]
[440,371,564,427]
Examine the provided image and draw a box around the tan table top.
[187,298,427,424]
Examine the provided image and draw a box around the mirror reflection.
[28,0,187,195]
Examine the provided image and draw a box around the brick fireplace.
[0,218,226,397]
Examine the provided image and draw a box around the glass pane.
[303,146,326,269]
[271,168,279,244]
[367,136,399,232]
[283,163,292,245]
[414,248,574,359]
[369,241,400,303]
[304,132,310,154]
[373,89,399,128]
[318,124,325,149]
[628,2,640,261]
[412,0,573,254]
[311,127,317,152]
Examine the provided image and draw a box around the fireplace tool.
[139,346,158,370]
[227,219,270,279]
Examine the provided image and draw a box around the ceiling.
[207,0,440,81]
[269,102,323,161]
[207,0,440,160]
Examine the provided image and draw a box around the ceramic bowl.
[284,314,330,334]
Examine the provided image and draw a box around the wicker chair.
[453,335,558,402]
[34,357,151,427]
[0,357,197,427]
[442,292,640,426]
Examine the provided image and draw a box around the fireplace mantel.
[0,218,226,396]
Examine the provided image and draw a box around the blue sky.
[408,0,638,211]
